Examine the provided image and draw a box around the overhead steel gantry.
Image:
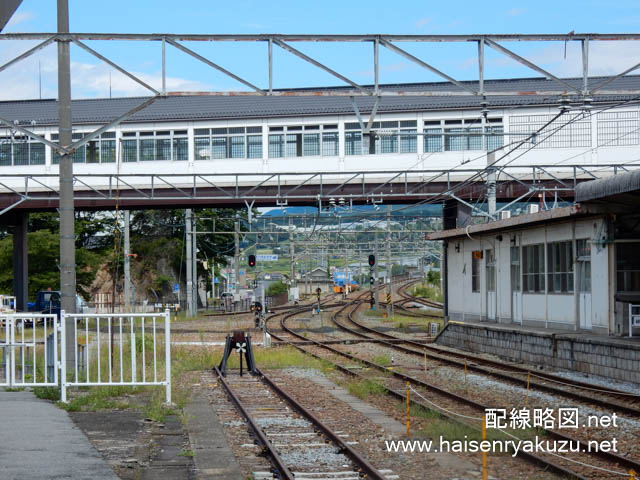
[0,163,636,215]
[2,20,640,319]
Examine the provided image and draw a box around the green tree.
[266,280,288,296]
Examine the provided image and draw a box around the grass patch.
[4,387,25,392]
[412,283,443,303]
[223,345,329,371]
[347,378,387,400]
[372,353,391,367]
[178,449,194,457]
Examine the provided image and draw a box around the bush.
[266,280,288,296]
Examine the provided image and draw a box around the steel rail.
[214,366,293,480]
[266,302,588,480]
[394,282,640,403]
[337,302,640,417]
[257,367,386,480]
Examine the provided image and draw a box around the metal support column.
[123,210,131,310]
[374,232,379,311]
[185,209,193,317]
[57,0,76,371]
[192,214,198,315]
[12,212,28,312]
[386,206,392,317]
[234,220,240,296]
[487,152,497,218]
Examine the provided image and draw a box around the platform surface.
[0,390,120,480]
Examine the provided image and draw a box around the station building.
[1,75,640,185]
[429,169,640,337]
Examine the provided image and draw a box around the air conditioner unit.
[527,204,540,214]
[500,211,511,220]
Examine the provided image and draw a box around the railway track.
[265,298,640,480]
[362,282,640,415]
[214,364,396,480]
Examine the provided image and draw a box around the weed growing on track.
[373,353,391,366]
[347,378,387,400]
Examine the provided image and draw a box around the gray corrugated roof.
[575,169,640,202]
[1,75,639,126]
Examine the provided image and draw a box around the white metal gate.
[1,310,171,404]
[0,313,59,388]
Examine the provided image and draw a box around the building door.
[577,240,592,330]
[510,246,522,324]
[486,249,497,321]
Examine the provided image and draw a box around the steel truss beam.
[0,164,635,211]
[2,33,640,98]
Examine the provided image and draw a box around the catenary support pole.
[192,213,198,315]
[374,232,379,311]
[234,220,240,301]
[386,206,392,318]
[185,209,193,317]
[12,212,28,312]
[57,0,76,372]
[123,210,131,310]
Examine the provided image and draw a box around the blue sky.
[1,0,639,99]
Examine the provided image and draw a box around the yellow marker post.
[406,382,411,437]
[630,469,636,480]
[525,371,531,406]
[482,415,488,480]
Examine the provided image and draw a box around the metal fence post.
[60,310,67,403]
[164,309,171,404]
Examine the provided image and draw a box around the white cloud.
[4,11,34,30]
[528,40,640,77]
[415,17,432,28]
[506,8,526,16]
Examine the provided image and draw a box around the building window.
[423,121,443,153]
[172,130,188,161]
[472,253,480,292]
[522,244,545,293]
[194,126,262,160]
[617,243,640,293]
[510,113,591,149]
[268,125,332,158]
[597,111,639,147]
[444,120,483,151]
[345,120,417,155]
[52,131,116,164]
[547,241,573,293]
[486,249,496,292]
[485,118,504,151]
[0,136,46,166]
[510,246,521,292]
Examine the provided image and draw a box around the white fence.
[0,313,58,387]
[1,310,171,403]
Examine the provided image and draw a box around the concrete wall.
[437,322,640,384]
[446,216,610,332]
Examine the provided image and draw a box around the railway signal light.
[255,301,263,313]
[248,254,256,267]
[370,276,375,285]
[368,254,375,266]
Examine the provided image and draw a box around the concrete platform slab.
[185,392,243,480]
[0,390,120,480]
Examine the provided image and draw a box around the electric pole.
[124,210,131,309]
[185,209,193,317]
[386,206,392,318]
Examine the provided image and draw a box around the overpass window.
[268,125,325,158]
[322,125,339,156]
[547,241,574,293]
[424,121,443,152]
[444,120,482,151]
[400,120,417,153]
[485,118,504,151]
[122,138,137,163]
[172,130,188,161]
[52,132,116,164]
[195,126,261,160]
[522,244,545,293]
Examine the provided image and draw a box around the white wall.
[446,216,610,332]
